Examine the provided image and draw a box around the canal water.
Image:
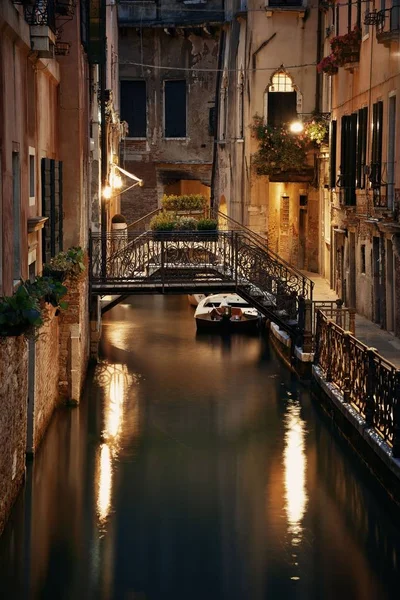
[1,295,400,599]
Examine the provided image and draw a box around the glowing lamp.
[113,175,123,189]
[289,120,304,134]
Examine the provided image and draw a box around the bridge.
[89,212,314,351]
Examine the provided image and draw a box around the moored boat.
[194,293,261,332]
[188,294,207,307]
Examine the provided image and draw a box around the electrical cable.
[119,60,317,72]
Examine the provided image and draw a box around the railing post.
[234,232,238,287]
[335,298,344,328]
[314,309,321,364]
[342,331,351,403]
[101,232,107,281]
[349,308,356,335]
[302,298,313,353]
[365,347,377,427]
[326,320,333,382]
[161,238,165,293]
[392,370,400,459]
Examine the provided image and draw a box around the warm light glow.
[290,120,304,134]
[103,185,112,199]
[104,368,125,443]
[283,402,308,545]
[113,174,123,189]
[97,443,112,523]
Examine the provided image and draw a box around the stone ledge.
[294,345,314,362]
[312,365,400,484]
[270,322,291,347]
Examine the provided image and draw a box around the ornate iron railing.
[315,310,400,456]
[89,230,313,341]
[312,300,356,336]
[23,0,56,32]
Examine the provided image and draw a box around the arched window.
[264,70,301,127]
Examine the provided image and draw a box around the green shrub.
[197,218,218,231]
[26,276,68,311]
[162,194,207,212]
[0,284,43,337]
[176,216,198,230]
[43,246,85,280]
[150,211,178,231]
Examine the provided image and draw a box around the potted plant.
[26,276,68,315]
[316,54,338,76]
[43,246,86,281]
[197,217,219,241]
[0,284,43,337]
[162,194,207,213]
[150,211,178,239]
[331,27,361,67]
[304,119,329,145]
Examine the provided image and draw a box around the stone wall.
[0,336,28,536]
[59,271,89,403]
[28,306,60,454]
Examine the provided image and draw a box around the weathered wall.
[0,336,28,536]
[30,307,60,453]
[59,272,89,403]
[119,27,218,222]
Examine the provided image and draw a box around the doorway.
[386,238,395,332]
[348,232,356,308]
[373,237,382,325]
[299,205,307,269]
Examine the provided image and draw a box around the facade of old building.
[0,0,122,536]
[117,0,224,224]
[214,0,321,271]
[319,2,400,334]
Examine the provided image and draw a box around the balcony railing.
[376,6,400,45]
[24,0,56,33]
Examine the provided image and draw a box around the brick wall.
[0,337,28,536]
[31,306,60,452]
[59,271,89,403]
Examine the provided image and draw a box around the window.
[29,147,36,205]
[387,95,396,209]
[329,120,337,188]
[360,244,366,274]
[267,72,297,127]
[41,159,63,263]
[237,71,244,139]
[356,107,368,189]
[363,0,370,36]
[336,4,340,35]
[347,0,352,32]
[356,0,362,29]
[340,114,357,205]
[12,151,21,281]
[371,100,383,192]
[120,80,147,138]
[164,80,187,138]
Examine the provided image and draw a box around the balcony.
[376,7,400,47]
[23,0,56,57]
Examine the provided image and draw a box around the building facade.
[214,0,321,271]
[117,0,224,224]
[320,1,400,334]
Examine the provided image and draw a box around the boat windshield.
[203,301,249,308]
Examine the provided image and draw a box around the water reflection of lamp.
[283,402,307,545]
[97,443,112,523]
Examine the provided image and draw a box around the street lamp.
[289,120,304,134]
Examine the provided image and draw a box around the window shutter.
[330,120,337,189]
[165,80,187,138]
[42,158,63,263]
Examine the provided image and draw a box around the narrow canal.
[1,295,400,599]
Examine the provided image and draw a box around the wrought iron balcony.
[23,0,56,32]
[376,6,400,46]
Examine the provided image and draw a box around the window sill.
[29,196,36,207]
[124,137,147,141]
[265,6,307,16]
[362,33,370,42]
[164,137,188,141]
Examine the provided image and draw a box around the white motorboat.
[194,293,261,332]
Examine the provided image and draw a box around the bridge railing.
[89,230,314,346]
[315,309,400,457]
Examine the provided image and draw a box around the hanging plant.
[304,119,329,145]
[317,54,338,76]
[330,27,361,66]
[251,117,309,177]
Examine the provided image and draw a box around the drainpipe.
[210,26,225,211]
[100,0,107,237]
[315,4,323,113]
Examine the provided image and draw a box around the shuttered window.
[371,100,383,188]
[164,80,187,138]
[267,91,297,127]
[356,107,368,189]
[120,80,147,138]
[41,159,63,263]
[340,114,357,205]
[330,120,337,189]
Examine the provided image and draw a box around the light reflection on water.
[283,402,308,547]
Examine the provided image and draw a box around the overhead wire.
[119,61,317,72]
